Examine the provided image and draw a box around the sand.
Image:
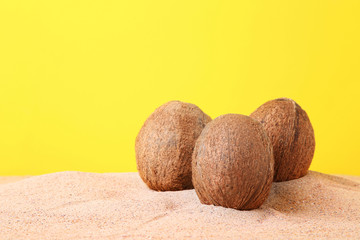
[0,171,359,239]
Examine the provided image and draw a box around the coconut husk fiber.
[0,171,359,239]
[192,114,274,210]
[250,98,315,182]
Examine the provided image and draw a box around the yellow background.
[0,1,359,176]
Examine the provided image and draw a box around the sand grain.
[0,171,359,239]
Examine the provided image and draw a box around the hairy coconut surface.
[250,98,315,182]
[136,101,211,191]
[192,114,274,210]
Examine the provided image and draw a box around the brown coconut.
[135,101,212,191]
[192,114,274,210]
[250,98,315,182]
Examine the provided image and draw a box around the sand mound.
[0,171,359,239]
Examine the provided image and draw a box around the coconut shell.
[135,101,212,191]
[192,114,274,210]
[250,98,315,182]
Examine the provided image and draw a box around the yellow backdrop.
[0,1,359,176]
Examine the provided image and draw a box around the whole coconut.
[135,101,212,191]
[250,98,315,182]
[192,114,274,210]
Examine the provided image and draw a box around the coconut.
[250,98,315,182]
[135,101,211,191]
[192,114,274,210]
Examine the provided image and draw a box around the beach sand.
[0,171,359,239]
